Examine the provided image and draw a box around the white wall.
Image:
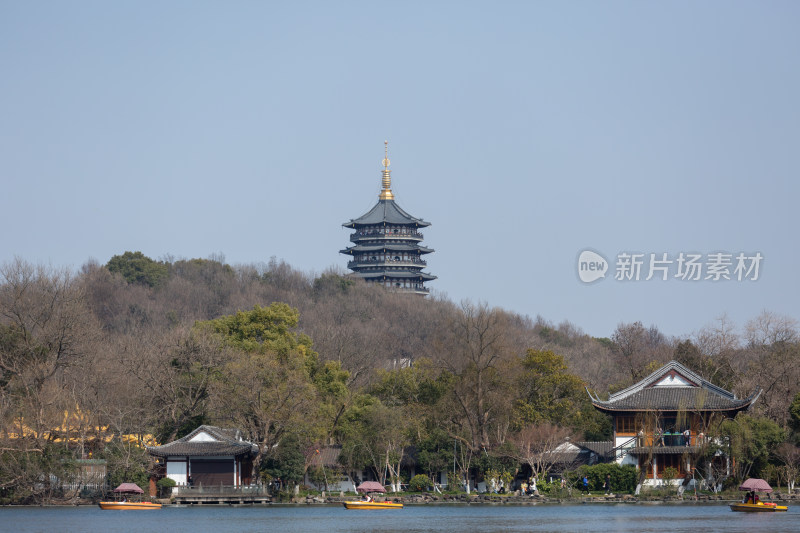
[166,460,187,485]
[188,431,215,442]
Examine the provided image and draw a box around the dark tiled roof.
[577,441,614,457]
[309,446,342,468]
[588,360,760,413]
[147,425,258,458]
[547,450,583,464]
[594,387,757,411]
[148,441,257,457]
[343,200,430,228]
[629,446,700,455]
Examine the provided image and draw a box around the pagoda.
[341,142,436,294]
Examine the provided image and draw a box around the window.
[616,416,637,434]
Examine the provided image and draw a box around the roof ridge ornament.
[379,140,394,200]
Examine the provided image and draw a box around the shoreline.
[6,490,798,508]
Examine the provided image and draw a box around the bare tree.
[438,301,515,452]
[774,443,800,491]
[507,422,578,482]
[611,321,672,385]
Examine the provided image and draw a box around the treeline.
[1,252,799,502]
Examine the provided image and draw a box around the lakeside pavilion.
[147,425,258,489]
[341,142,436,295]
[587,360,761,487]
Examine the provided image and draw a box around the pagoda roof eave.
[352,271,437,281]
[343,199,430,228]
[340,244,434,254]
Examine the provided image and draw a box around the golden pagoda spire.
[379,140,394,200]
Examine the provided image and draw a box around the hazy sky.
[2,1,798,338]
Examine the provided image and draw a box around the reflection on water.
[1,502,798,533]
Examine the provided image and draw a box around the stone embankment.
[298,488,800,505]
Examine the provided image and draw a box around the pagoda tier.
[341,144,436,295]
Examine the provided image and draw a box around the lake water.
[1,502,798,533]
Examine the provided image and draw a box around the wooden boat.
[98,501,162,510]
[343,500,403,510]
[729,502,787,512]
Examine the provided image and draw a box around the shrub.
[409,474,432,492]
[573,463,637,493]
[662,467,679,481]
[156,477,176,497]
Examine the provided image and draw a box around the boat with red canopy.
[343,481,403,510]
[729,478,787,512]
[98,483,162,510]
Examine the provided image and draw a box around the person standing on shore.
[604,474,611,495]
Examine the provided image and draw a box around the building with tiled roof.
[147,425,258,487]
[341,142,435,295]
[587,361,760,486]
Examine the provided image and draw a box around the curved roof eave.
[589,389,761,413]
[353,271,437,281]
[340,244,434,254]
[342,199,430,228]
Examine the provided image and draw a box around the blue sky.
[1,1,798,338]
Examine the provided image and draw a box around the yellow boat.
[343,500,403,510]
[98,501,162,510]
[729,502,787,512]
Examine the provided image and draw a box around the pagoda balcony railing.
[348,258,427,269]
[390,285,429,294]
[350,230,423,242]
[409,286,430,294]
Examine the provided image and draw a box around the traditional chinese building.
[587,361,760,486]
[147,425,258,488]
[341,143,435,294]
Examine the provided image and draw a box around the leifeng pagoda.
[341,143,435,295]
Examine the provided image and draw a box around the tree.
[790,392,800,437]
[261,432,306,490]
[0,259,98,502]
[103,438,151,494]
[439,301,515,453]
[124,327,226,444]
[200,304,322,481]
[106,251,169,288]
[506,422,577,482]
[718,414,786,480]
[774,442,800,491]
[513,349,608,439]
[335,396,412,491]
[414,428,455,487]
[610,322,671,384]
[740,318,800,427]
[673,339,736,391]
